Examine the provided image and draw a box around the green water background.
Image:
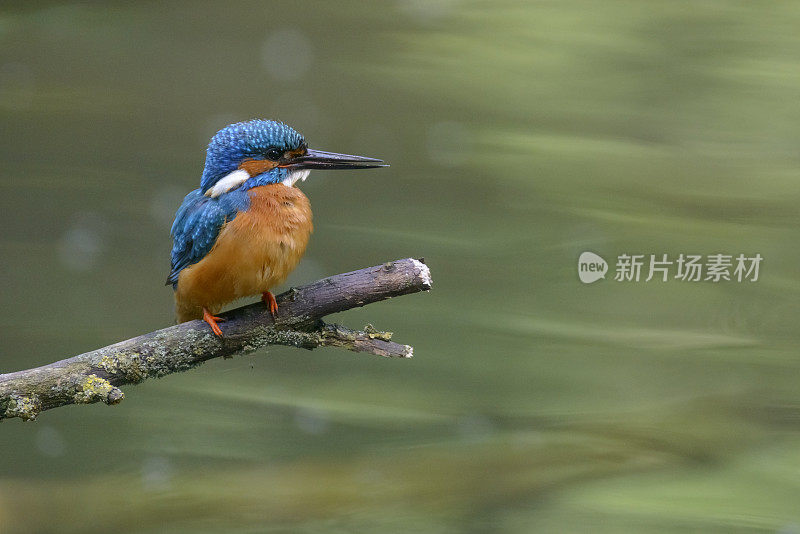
[1,1,800,532]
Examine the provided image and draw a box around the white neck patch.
[282,169,310,187]
[205,168,310,197]
[205,169,249,198]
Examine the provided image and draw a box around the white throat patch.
[282,169,310,187]
[205,169,249,198]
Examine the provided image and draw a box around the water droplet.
[35,425,66,457]
[456,414,495,443]
[427,121,470,167]
[397,0,459,24]
[294,406,329,435]
[57,212,106,272]
[141,455,172,491]
[262,29,313,82]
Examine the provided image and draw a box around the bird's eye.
[265,148,283,161]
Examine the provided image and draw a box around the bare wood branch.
[0,258,431,421]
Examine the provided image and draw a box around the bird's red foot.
[261,291,278,319]
[202,307,225,337]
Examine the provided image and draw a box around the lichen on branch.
[0,258,431,421]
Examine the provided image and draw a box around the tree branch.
[0,258,432,421]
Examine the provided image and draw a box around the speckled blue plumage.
[200,119,305,193]
[167,120,306,287]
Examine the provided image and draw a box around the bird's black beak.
[282,149,388,170]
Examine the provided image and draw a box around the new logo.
[578,252,608,284]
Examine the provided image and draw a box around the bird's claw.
[202,308,225,337]
[262,291,278,319]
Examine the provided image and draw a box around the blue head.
[200,119,386,198]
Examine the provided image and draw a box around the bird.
[167,119,387,337]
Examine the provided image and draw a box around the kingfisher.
[167,119,386,336]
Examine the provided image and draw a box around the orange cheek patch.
[239,158,277,177]
[276,147,308,168]
[285,147,307,159]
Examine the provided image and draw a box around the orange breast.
[174,184,313,322]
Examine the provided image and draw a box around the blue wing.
[166,188,248,288]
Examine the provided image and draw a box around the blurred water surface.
[2,1,800,532]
